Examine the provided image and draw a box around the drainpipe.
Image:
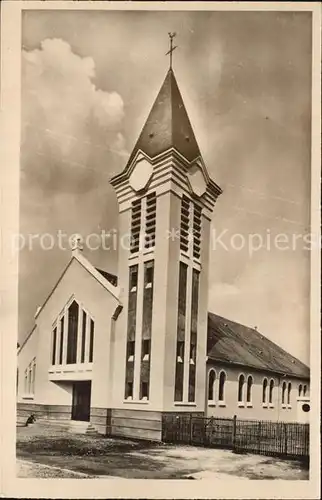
[278,373,287,422]
[204,357,209,417]
[277,375,281,422]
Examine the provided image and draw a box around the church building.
[17,56,310,440]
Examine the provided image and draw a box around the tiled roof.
[207,312,309,379]
[95,268,118,287]
[126,68,201,167]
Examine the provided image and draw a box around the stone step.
[85,424,100,436]
[35,418,93,434]
[17,416,101,435]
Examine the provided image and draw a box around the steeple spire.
[125,67,201,168]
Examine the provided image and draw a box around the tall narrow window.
[24,370,27,393]
[141,382,148,399]
[125,381,133,400]
[238,374,245,402]
[176,341,184,362]
[193,204,202,259]
[130,199,142,253]
[174,262,187,401]
[287,382,292,405]
[246,375,253,403]
[59,316,64,364]
[269,379,274,404]
[81,311,87,363]
[218,371,226,401]
[262,378,268,403]
[51,326,57,365]
[208,370,216,401]
[28,366,32,394]
[127,340,135,361]
[282,381,287,404]
[298,384,302,397]
[180,196,190,253]
[67,301,78,364]
[140,261,154,400]
[303,384,307,396]
[145,192,156,249]
[89,319,94,363]
[31,359,36,394]
[189,269,199,402]
[125,265,138,399]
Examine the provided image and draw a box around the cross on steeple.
[166,32,177,69]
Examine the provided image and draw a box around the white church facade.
[17,66,310,440]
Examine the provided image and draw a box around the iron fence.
[161,414,309,460]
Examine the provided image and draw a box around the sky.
[19,10,312,364]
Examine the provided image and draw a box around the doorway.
[71,381,91,421]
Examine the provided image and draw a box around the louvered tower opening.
[145,192,156,249]
[193,204,202,259]
[180,195,190,253]
[130,198,141,253]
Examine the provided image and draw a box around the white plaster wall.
[17,327,38,402]
[111,208,131,407]
[22,257,118,408]
[206,364,309,423]
[194,214,211,411]
[296,397,310,423]
[160,190,181,410]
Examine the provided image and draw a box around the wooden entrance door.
[72,381,91,421]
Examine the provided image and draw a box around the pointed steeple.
[126,69,201,167]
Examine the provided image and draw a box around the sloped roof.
[207,312,309,379]
[126,68,201,167]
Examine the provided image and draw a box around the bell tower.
[110,40,222,430]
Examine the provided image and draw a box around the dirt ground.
[16,424,309,480]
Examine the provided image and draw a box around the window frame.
[218,370,226,405]
[269,379,275,406]
[208,369,216,403]
[246,375,253,405]
[262,378,268,406]
[238,373,245,404]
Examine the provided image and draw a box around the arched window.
[208,370,216,401]
[262,378,268,403]
[246,375,253,403]
[287,382,292,405]
[282,381,287,404]
[238,374,245,402]
[298,384,302,397]
[67,300,79,364]
[269,379,274,404]
[218,371,226,402]
[303,384,307,396]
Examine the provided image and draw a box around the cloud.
[208,250,309,362]
[19,38,127,336]
[21,38,127,194]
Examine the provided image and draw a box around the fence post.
[232,415,237,451]
[189,413,193,445]
[283,422,288,456]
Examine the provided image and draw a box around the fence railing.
[161,414,309,460]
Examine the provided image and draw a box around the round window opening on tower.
[302,403,310,413]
